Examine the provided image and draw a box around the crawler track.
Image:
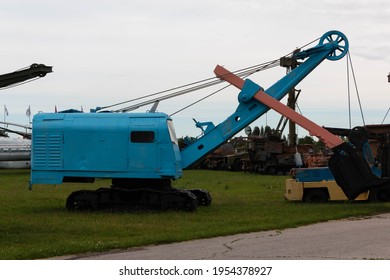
[66,185,211,212]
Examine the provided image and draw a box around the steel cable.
[100,36,321,113]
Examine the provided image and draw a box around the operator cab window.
[130,131,155,143]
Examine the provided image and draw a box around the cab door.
[128,119,158,174]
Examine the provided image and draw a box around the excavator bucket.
[329,143,390,200]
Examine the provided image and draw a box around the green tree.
[298,135,314,145]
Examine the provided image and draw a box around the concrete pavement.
[54,213,390,260]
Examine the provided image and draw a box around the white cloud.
[1,0,389,139]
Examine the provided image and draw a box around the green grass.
[0,169,389,259]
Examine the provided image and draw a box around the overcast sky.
[1,0,389,139]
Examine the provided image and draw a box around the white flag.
[26,105,31,117]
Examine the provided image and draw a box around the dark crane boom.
[0,63,52,89]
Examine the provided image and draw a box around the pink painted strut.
[214,65,344,149]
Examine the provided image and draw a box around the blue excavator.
[30,31,386,211]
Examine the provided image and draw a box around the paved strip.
[54,213,390,260]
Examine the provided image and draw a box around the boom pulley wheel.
[319,30,349,61]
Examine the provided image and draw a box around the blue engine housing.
[294,167,335,182]
[30,112,183,186]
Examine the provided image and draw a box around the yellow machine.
[285,124,390,202]
[285,178,369,202]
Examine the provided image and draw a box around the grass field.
[1,169,389,259]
